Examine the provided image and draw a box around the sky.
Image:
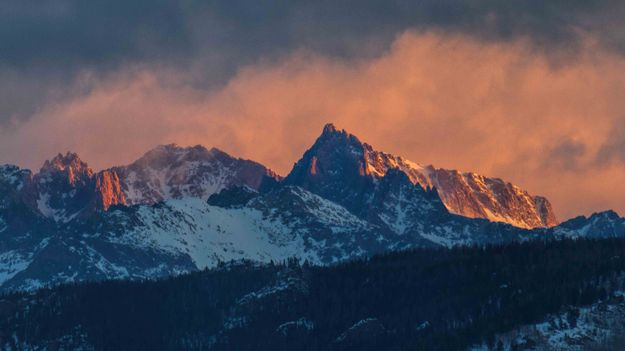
[1,0,625,220]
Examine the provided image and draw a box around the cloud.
[1,0,625,125]
[2,31,625,220]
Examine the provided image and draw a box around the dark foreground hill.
[2,238,625,350]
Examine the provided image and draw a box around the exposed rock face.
[535,196,558,226]
[285,124,557,228]
[423,167,559,228]
[94,170,126,210]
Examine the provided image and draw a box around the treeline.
[2,238,625,350]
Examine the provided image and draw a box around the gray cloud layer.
[2,0,621,68]
[1,0,624,122]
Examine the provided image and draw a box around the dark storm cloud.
[0,0,189,68]
[2,0,622,68]
[0,0,624,123]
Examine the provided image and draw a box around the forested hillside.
[3,239,625,350]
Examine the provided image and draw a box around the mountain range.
[0,123,622,292]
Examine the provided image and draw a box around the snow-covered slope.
[102,191,377,268]
[0,186,384,291]
[1,173,624,292]
[0,175,564,290]
[0,179,551,292]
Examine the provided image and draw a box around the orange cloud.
[2,31,625,220]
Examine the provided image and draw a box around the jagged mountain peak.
[312,123,363,151]
[38,152,93,188]
[287,123,557,228]
[43,151,84,167]
[40,152,92,176]
[322,122,338,134]
[299,124,428,181]
[29,152,96,222]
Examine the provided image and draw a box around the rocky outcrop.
[94,170,126,210]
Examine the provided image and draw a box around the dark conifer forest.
[2,238,625,350]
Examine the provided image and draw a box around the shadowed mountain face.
[285,124,557,228]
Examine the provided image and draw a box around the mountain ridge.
[0,145,281,221]
[0,123,620,292]
[0,124,557,228]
